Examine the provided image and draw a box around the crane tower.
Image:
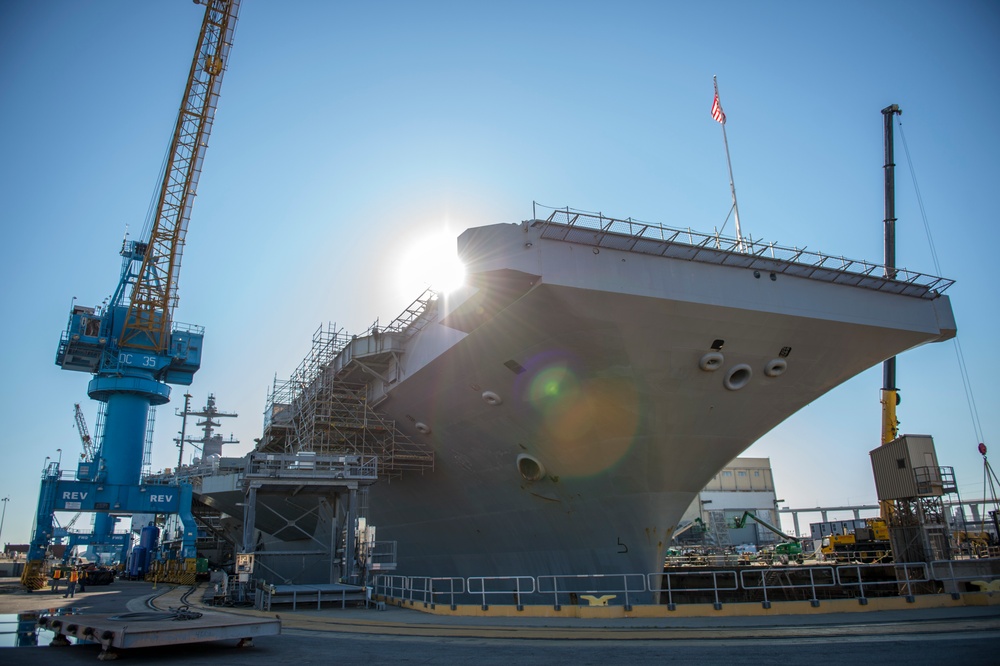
[23,1,241,588]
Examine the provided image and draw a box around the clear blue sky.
[1,1,997,545]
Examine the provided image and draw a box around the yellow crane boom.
[120,1,240,352]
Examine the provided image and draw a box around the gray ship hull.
[353,217,955,580]
[240,212,955,586]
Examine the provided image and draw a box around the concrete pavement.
[0,579,997,664]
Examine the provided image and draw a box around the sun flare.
[396,230,466,295]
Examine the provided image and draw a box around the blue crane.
[22,0,241,590]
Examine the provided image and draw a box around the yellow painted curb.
[386,591,999,618]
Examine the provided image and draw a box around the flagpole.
[713,76,744,249]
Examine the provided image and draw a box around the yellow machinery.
[954,531,991,558]
[879,104,903,527]
[821,518,891,562]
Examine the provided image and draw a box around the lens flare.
[395,229,466,296]
[519,353,640,478]
[529,366,577,403]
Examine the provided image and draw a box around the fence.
[391,576,466,609]
[373,559,999,611]
[468,576,536,611]
[537,573,646,611]
[649,569,738,610]
[738,566,837,608]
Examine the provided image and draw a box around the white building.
[677,457,784,547]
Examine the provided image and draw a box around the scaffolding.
[885,465,953,564]
[260,298,436,478]
[708,511,732,548]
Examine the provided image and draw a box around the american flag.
[711,93,726,125]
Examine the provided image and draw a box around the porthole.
[764,359,787,378]
[699,352,725,372]
[724,364,753,391]
[482,390,503,406]
[415,422,431,435]
[516,454,545,482]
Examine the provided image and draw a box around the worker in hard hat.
[63,568,79,599]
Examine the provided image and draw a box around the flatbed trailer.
[38,608,280,661]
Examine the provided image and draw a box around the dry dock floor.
[0,579,996,664]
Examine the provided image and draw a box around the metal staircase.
[708,511,732,548]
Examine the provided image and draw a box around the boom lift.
[731,511,803,560]
[22,1,241,590]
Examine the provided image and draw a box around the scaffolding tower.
[871,435,952,564]
[259,293,437,478]
[885,466,953,563]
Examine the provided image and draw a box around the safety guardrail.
[531,203,954,299]
[374,559,999,612]
[928,558,1000,596]
[648,569,739,611]
[739,566,837,608]
[835,562,930,604]
[467,576,536,611]
[929,557,1000,586]
[537,573,646,611]
[245,452,378,480]
[377,575,412,601]
[403,576,466,609]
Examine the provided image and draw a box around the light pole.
[0,497,9,550]
[56,448,63,467]
[177,393,192,470]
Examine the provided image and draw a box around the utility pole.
[0,497,9,548]
[176,393,193,470]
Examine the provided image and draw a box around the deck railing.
[532,203,954,299]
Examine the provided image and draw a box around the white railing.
[537,573,646,611]
[648,569,739,610]
[402,576,466,609]
[377,574,412,601]
[244,452,378,480]
[374,559,998,611]
[930,557,1000,583]
[836,562,930,603]
[467,576,536,611]
[532,203,954,299]
[739,566,837,608]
